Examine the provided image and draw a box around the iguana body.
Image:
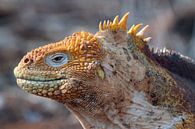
[14,13,195,129]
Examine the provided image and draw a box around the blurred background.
[0,0,195,129]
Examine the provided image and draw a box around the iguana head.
[14,31,106,103]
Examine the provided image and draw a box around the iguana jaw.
[14,66,68,98]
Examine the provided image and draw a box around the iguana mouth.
[14,66,67,83]
[16,77,64,82]
[16,78,66,88]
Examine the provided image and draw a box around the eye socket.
[45,52,69,67]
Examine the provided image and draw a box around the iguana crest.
[99,12,151,49]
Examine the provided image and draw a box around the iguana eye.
[45,52,69,67]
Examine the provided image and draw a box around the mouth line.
[16,77,66,82]
[16,77,67,87]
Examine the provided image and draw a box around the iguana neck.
[97,30,192,114]
[66,93,187,129]
[62,31,192,129]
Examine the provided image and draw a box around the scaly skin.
[14,13,195,129]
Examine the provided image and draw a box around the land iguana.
[14,12,195,129]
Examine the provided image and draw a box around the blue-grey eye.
[45,52,69,67]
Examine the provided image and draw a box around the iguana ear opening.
[98,12,152,50]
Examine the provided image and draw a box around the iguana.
[14,12,195,129]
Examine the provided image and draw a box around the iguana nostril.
[24,58,33,64]
[24,58,29,63]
